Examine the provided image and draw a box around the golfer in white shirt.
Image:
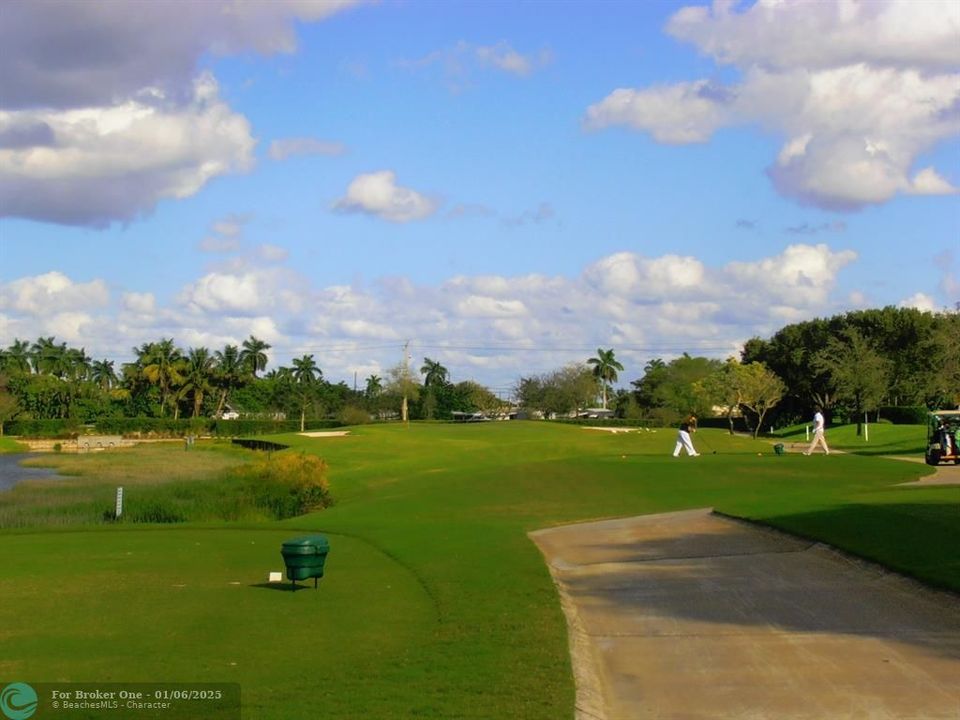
[804,407,830,455]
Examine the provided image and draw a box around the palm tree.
[240,335,271,378]
[2,339,31,375]
[420,357,449,387]
[141,338,186,416]
[30,337,68,376]
[64,347,91,382]
[587,347,625,410]
[122,344,156,414]
[213,344,245,418]
[183,347,216,418]
[91,359,117,391]
[291,354,321,384]
[291,355,321,431]
[365,374,383,397]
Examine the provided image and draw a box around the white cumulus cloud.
[122,292,156,315]
[333,170,438,223]
[3,244,942,388]
[0,1,360,226]
[0,271,109,315]
[0,74,255,226]
[899,292,937,312]
[0,0,364,111]
[585,0,960,211]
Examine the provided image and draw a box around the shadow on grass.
[542,505,960,661]
[840,444,927,456]
[754,502,960,592]
[249,582,323,592]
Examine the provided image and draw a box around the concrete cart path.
[530,509,960,720]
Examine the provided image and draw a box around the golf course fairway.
[1,421,956,719]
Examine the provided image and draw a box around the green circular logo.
[0,684,37,720]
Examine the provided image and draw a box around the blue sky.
[1,0,958,392]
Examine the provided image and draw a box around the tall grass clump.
[231,451,333,519]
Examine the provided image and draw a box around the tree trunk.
[753,408,768,439]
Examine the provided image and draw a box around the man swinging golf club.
[673,413,699,457]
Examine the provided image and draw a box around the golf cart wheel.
[925,450,941,466]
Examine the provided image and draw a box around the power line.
[242,342,739,355]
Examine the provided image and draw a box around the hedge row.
[3,417,343,438]
[875,406,930,425]
[549,417,658,428]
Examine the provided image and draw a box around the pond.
[0,454,64,492]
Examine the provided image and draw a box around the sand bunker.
[581,427,635,434]
[298,431,351,438]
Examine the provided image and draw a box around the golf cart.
[925,410,960,466]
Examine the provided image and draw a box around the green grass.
[0,435,27,454]
[775,422,927,455]
[1,422,956,719]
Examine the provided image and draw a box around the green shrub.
[73,417,345,438]
[876,406,929,425]
[550,417,657,428]
[213,418,342,436]
[339,406,372,425]
[229,452,333,520]
[4,419,80,438]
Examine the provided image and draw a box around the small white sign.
[116,487,124,517]
[268,572,282,583]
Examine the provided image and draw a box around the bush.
[229,452,333,520]
[551,417,657,428]
[3,419,80,438]
[1,415,347,438]
[338,406,372,426]
[211,419,343,436]
[876,406,928,425]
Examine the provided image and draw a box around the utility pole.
[401,340,410,425]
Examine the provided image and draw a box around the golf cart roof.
[930,410,960,417]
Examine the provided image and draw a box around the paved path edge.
[529,507,960,720]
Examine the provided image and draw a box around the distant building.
[577,408,615,419]
[220,403,240,420]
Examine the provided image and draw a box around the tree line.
[1,306,957,434]
[0,335,508,432]
[516,307,959,433]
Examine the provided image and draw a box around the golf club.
[698,433,718,454]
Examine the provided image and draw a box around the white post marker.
[116,486,124,518]
[864,412,869,442]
